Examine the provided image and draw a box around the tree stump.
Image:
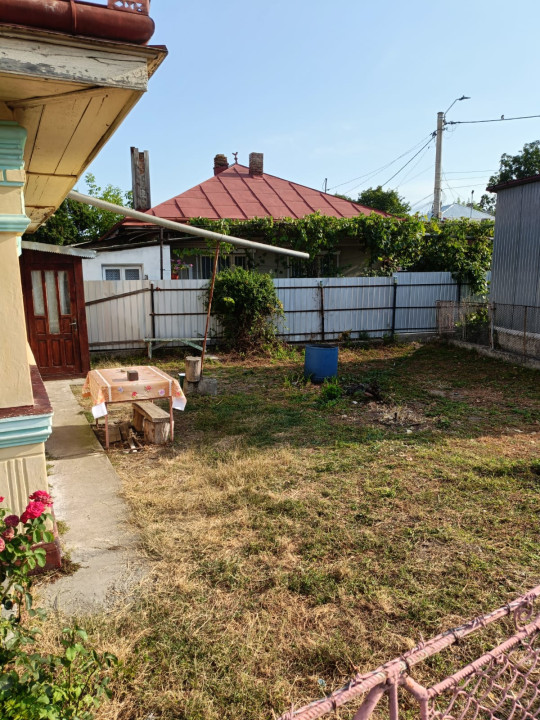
[185,356,202,383]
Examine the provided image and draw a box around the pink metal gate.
[278,586,540,720]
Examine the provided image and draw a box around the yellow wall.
[0,232,33,408]
[0,443,48,518]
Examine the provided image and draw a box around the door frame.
[20,249,90,378]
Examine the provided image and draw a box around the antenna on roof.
[232,151,239,164]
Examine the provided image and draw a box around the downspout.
[67,191,310,260]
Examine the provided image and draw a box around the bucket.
[304,345,338,383]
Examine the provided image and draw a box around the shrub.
[0,493,117,719]
[207,267,284,352]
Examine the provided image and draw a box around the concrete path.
[41,379,147,615]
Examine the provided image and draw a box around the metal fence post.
[391,277,398,340]
[150,282,156,340]
[523,305,528,357]
[319,282,325,341]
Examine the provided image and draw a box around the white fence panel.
[324,277,395,338]
[152,280,213,344]
[84,280,150,351]
[275,278,320,342]
[84,273,470,351]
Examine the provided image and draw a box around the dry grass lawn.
[45,342,540,720]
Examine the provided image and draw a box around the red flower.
[0,538,5,552]
[0,497,4,503]
[29,490,53,506]
[4,515,19,527]
[2,527,14,541]
[21,502,46,523]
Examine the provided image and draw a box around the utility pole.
[432,112,444,220]
[432,96,470,220]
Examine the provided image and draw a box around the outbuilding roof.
[21,240,96,259]
[487,174,540,193]
[126,163,390,226]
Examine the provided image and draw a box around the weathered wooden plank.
[55,90,133,176]
[24,173,76,208]
[132,401,169,422]
[0,36,149,90]
[27,95,92,174]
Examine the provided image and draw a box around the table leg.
[105,412,109,450]
[169,396,174,442]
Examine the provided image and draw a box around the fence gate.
[277,587,540,720]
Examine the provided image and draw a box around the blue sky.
[87,0,540,212]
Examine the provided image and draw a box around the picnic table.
[82,366,186,449]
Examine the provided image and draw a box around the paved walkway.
[40,379,147,615]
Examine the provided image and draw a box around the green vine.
[186,214,494,292]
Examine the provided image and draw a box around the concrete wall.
[82,245,170,281]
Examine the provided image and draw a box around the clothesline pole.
[201,242,220,375]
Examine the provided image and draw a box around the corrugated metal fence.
[84,272,469,352]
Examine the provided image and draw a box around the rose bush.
[0,493,117,719]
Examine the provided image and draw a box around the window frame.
[102,265,143,281]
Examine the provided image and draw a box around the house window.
[289,252,340,278]
[194,254,247,279]
[103,266,142,281]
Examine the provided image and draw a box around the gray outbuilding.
[487,174,540,355]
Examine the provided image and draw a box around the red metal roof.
[126,164,390,226]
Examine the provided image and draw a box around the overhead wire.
[410,192,434,211]
[447,113,540,125]
[328,132,435,192]
[394,141,434,187]
[381,135,435,187]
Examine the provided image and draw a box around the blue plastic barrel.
[304,345,338,383]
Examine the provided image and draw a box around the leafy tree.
[30,173,132,245]
[356,186,411,216]
[477,194,496,214]
[488,140,540,186]
[477,139,540,216]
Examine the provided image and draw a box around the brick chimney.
[213,154,229,176]
[249,152,263,176]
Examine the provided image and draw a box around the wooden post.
[201,242,220,374]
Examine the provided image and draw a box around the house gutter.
[67,190,310,260]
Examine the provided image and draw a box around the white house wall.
[82,245,169,281]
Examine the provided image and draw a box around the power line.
[381,136,435,187]
[447,113,540,126]
[328,132,434,191]
[395,142,434,187]
[444,169,496,174]
[442,182,491,190]
[397,163,433,187]
[410,192,434,209]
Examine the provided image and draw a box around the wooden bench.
[144,337,202,359]
[132,401,171,444]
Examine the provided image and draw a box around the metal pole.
[150,282,156,340]
[319,282,325,341]
[523,306,528,357]
[201,243,220,374]
[432,111,444,220]
[391,276,398,339]
[68,190,310,260]
[159,228,164,280]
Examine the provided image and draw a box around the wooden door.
[21,254,87,377]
